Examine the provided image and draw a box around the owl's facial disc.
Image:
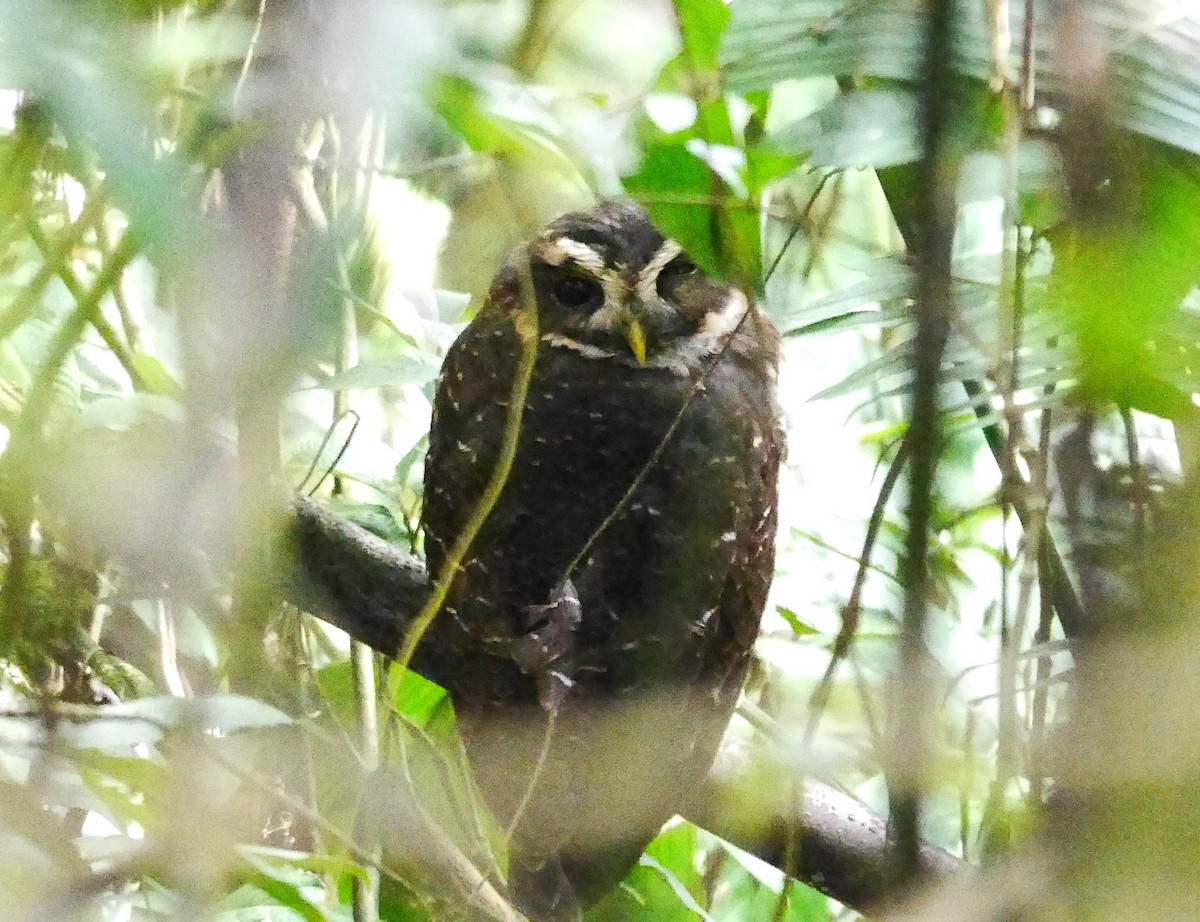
[531,234,746,373]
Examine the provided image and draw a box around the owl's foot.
[512,852,582,922]
[510,578,582,713]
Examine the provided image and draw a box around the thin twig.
[332,269,381,922]
[992,0,1027,838]
[300,410,361,496]
[1021,0,1037,110]
[1027,540,1056,806]
[510,0,570,77]
[24,212,144,389]
[1121,407,1147,545]
[960,708,976,862]
[0,195,106,346]
[802,436,910,749]
[156,599,190,698]
[763,169,841,285]
[233,0,269,105]
[505,710,556,843]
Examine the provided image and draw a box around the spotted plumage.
[421,201,782,920]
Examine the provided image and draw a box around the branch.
[281,496,428,662]
[278,496,967,911]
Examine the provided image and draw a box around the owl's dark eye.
[656,257,698,300]
[552,275,603,310]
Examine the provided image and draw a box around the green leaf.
[707,838,829,921]
[130,352,183,398]
[240,844,370,886]
[128,599,219,667]
[0,338,31,395]
[319,661,450,735]
[626,143,763,288]
[434,75,527,156]
[744,144,801,197]
[773,86,919,168]
[76,393,185,430]
[626,144,723,277]
[776,606,820,636]
[390,667,450,728]
[315,661,360,730]
[322,500,406,544]
[639,854,714,922]
[675,0,732,72]
[588,822,708,922]
[58,713,163,751]
[105,695,292,733]
[722,0,1200,161]
[217,875,325,922]
[78,751,169,826]
[775,261,912,334]
[314,358,439,392]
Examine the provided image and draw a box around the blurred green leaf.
[130,353,183,399]
[0,99,51,227]
[774,86,919,168]
[588,822,709,922]
[322,500,407,545]
[626,144,763,286]
[626,144,723,276]
[314,358,439,392]
[128,599,219,667]
[219,867,328,922]
[319,660,449,736]
[675,0,731,72]
[106,695,292,733]
[241,844,370,885]
[777,606,821,636]
[390,666,450,729]
[1058,147,1200,415]
[79,751,168,827]
[723,1,1200,161]
[709,840,829,921]
[75,393,185,430]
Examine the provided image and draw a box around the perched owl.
[422,201,782,920]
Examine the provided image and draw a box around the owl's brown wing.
[422,307,517,585]
[418,303,522,694]
[688,316,784,764]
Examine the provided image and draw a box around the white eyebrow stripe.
[541,236,608,274]
[635,240,685,318]
[641,240,684,282]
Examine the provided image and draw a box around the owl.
[421,201,782,920]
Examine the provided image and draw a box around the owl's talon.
[511,579,582,712]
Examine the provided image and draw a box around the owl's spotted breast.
[421,201,782,920]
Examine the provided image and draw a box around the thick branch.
[278,496,966,911]
[696,774,965,910]
[282,496,428,662]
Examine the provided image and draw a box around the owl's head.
[494,201,747,373]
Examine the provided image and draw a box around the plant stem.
[887,0,957,885]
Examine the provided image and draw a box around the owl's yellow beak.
[624,316,648,364]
